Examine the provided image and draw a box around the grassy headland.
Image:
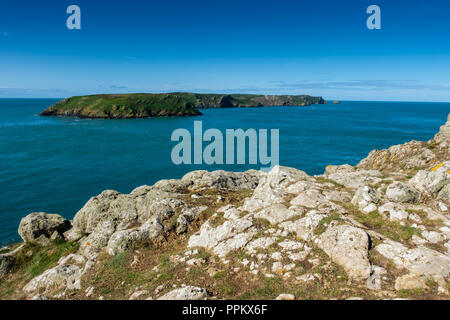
[39,93,325,119]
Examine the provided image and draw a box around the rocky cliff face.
[1,115,449,300]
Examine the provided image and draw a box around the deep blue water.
[0,99,448,245]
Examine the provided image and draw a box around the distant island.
[39,93,326,119]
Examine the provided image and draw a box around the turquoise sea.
[0,99,448,245]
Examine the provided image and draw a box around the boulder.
[280,211,325,241]
[325,169,382,189]
[409,163,449,196]
[276,293,295,300]
[351,186,381,210]
[72,190,138,234]
[378,202,409,221]
[175,206,208,234]
[437,183,450,203]
[137,196,184,224]
[23,264,82,294]
[386,181,421,203]
[107,218,164,255]
[157,286,209,300]
[18,212,71,244]
[316,225,371,280]
[23,252,87,294]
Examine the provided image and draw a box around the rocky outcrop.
[386,182,421,203]
[434,114,450,144]
[375,240,450,284]
[18,212,71,245]
[4,113,449,300]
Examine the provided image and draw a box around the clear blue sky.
[1,0,450,101]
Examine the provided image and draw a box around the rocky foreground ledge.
[1,115,449,300]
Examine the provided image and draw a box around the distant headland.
[39,93,326,119]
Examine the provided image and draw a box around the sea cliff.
[1,114,449,300]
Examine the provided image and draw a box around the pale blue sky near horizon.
[0,0,450,101]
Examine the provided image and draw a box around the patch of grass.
[15,241,80,278]
[253,217,271,229]
[314,213,345,236]
[218,282,234,295]
[338,202,421,243]
[315,177,344,188]
[213,270,227,280]
[106,252,129,269]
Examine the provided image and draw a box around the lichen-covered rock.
[188,216,254,257]
[157,286,209,300]
[375,240,450,282]
[394,273,428,291]
[107,218,164,255]
[433,114,450,144]
[280,211,325,241]
[175,206,208,234]
[437,183,450,203]
[316,225,371,280]
[378,202,410,221]
[182,169,261,191]
[242,165,309,212]
[291,189,330,208]
[137,196,184,224]
[79,221,116,260]
[325,169,382,189]
[409,162,449,196]
[18,212,71,244]
[23,264,82,294]
[73,190,137,234]
[23,252,88,295]
[351,186,381,210]
[253,204,297,225]
[324,164,355,175]
[357,140,437,172]
[386,181,421,203]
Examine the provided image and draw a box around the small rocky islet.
[0,114,449,300]
[39,93,326,119]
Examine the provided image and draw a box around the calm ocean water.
[0,99,448,245]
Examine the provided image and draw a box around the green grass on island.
[39,92,326,119]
